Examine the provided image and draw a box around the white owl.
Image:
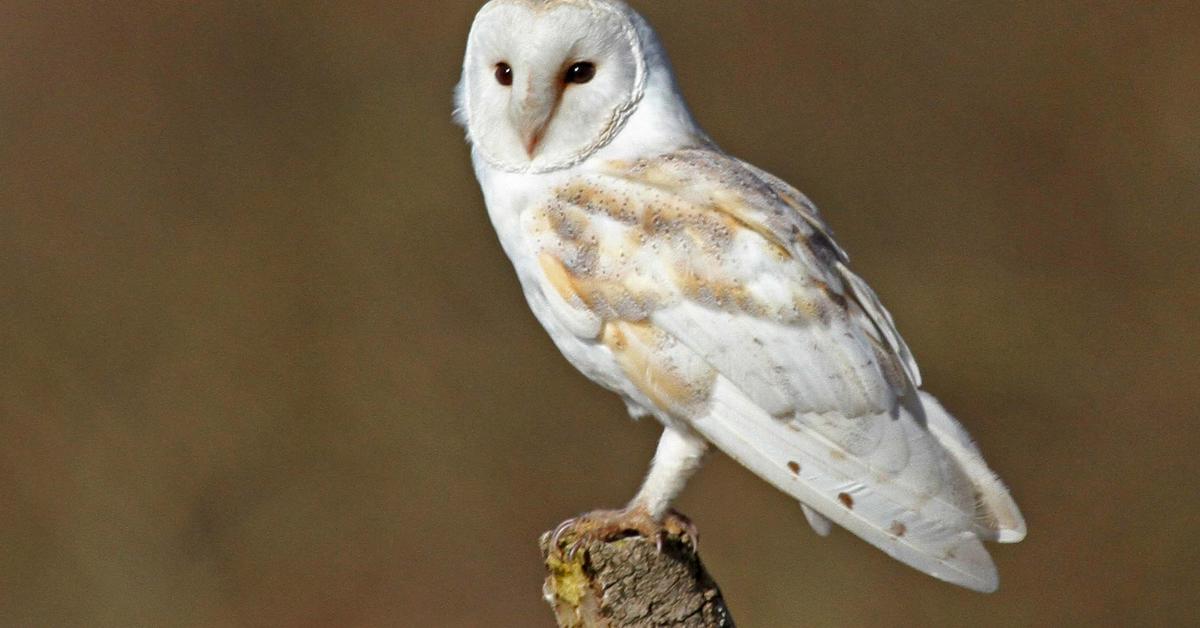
[456,0,1024,592]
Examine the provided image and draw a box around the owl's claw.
[548,507,698,562]
[664,508,699,553]
[550,518,576,549]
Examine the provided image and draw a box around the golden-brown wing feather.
[523,149,1021,591]
[523,148,913,419]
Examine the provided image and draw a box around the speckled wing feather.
[735,159,922,389]
[526,148,912,418]
[524,148,1023,591]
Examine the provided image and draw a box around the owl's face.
[457,0,646,173]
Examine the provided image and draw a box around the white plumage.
[457,0,1024,592]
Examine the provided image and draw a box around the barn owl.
[455,0,1025,592]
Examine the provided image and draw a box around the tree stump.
[539,523,735,627]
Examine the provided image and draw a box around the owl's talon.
[664,508,700,553]
[550,517,576,550]
[565,539,587,562]
[549,506,699,561]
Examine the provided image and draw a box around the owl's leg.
[630,424,709,520]
[549,426,708,557]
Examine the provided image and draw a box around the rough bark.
[539,525,735,627]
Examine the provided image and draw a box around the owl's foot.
[549,506,698,561]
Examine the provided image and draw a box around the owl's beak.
[510,80,562,158]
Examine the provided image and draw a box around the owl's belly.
[513,256,627,393]
[482,168,660,420]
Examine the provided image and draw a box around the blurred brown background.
[2,1,1197,626]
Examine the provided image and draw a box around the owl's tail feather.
[919,391,1027,544]
[690,376,1019,593]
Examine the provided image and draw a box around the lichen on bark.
[539,525,735,627]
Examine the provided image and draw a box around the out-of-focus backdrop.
[2,1,1197,626]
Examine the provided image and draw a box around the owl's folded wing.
[734,158,922,388]
[526,149,913,415]
[524,148,1023,590]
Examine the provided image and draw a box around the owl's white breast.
[473,155,639,402]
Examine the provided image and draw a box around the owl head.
[455,0,702,174]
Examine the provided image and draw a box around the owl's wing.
[524,148,1024,591]
[733,158,922,389]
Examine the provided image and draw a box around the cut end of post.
[538,521,735,627]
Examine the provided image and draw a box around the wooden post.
[539,523,735,627]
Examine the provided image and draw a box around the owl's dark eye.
[494,62,513,86]
[564,61,596,85]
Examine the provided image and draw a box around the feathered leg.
[630,425,708,519]
[551,426,707,556]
